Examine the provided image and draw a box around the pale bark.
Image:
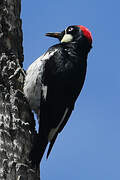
[0,0,40,179]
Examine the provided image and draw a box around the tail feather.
[29,135,48,167]
[47,133,58,159]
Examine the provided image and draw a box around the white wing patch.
[48,108,69,142]
[42,85,48,100]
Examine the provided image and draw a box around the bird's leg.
[37,109,40,123]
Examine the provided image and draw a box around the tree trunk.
[0,0,40,179]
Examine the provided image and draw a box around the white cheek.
[61,34,73,43]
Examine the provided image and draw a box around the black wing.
[39,45,87,160]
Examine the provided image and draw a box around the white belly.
[24,55,44,114]
[24,49,58,115]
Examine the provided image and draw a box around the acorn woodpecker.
[24,25,92,166]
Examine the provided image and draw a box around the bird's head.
[45,25,92,47]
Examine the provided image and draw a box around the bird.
[24,25,92,166]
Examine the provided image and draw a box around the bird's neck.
[62,40,91,58]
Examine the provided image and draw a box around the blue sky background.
[21,0,120,179]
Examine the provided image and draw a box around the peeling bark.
[0,0,40,179]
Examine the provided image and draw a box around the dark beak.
[45,32,63,40]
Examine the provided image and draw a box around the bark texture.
[0,0,40,179]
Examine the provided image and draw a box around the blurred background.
[21,0,120,179]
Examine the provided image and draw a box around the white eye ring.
[68,27,74,32]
